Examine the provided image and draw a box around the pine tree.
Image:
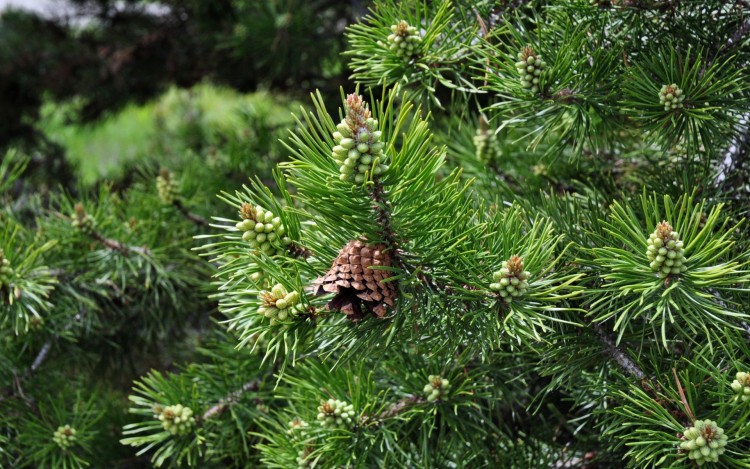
[2,1,750,468]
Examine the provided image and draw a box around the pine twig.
[201,379,262,421]
[173,200,209,227]
[592,323,646,380]
[90,231,150,256]
[360,394,425,426]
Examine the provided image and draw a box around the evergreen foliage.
[2,0,750,468]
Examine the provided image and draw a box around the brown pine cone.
[313,239,398,320]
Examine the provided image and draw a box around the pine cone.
[156,168,180,205]
[331,94,389,184]
[0,249,13,289]
[515,46,545,94]
[731,371,750,402]
[235,202,291,255]
[316,399,355,428]
[71,203,96,235]
[423,375,451,403]
[646,221,687,278]
[52,425,77,450]
[659,83,685,111]
[679,419,728,465]
[386,20,421,59]
[473,115,500,164]
[489,255,531,303]
[156,404,196,436]
[313,239,398,320]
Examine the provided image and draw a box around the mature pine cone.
[313,239,397,320]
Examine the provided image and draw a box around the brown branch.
[592,322,646,380]
[369,179,409,276]
[90,231,149,256]
[360,394,425,426]
[173,200,209,227]
[201,379,262,421]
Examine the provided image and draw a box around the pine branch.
[360,394,425,426]
[173,200,209,227]
[200,379,262,421]
[369,179,400,258]
[726,10,750,50]
[89,231,150,257]
[592,322,646,380]
[741,321,750,339]
[29,340,52,374]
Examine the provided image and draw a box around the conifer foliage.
[2,1,750,468]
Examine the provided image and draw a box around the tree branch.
[201,379,262,421]
[592,322,646,380]
[90,231,150,257]
[173,200,209,227]
[360,394,425,426]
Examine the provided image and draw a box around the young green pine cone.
[489,255,531,303]
[257,283,303,325]
[423,375,451,403]
[156,404,196,436]
[235,202,291,255]
[730,371,750,402]
[0,249,13,289]
[331,94,389,184]
[659,83,685,111]
[679,419,728,465]
[515,46,545,94]
[286,417,309,436]
[71,203,96,234]
[316,398,355,428]
[386,20,421,59]
[646,221,687,278]
[52,424,77,450]
[156,168,180,205]
[473,116,500,164]
[297,447,313,468]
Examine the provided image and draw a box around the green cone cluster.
[155,404,195,436]
[423,375,450,403]
[0,249,13,289]
[235,202,290,255]
[156,168,180,205]
[316,398,355,428]
[71,203,95,234]
[473,116,500,164]
[331,94,388,184]
[679,419,728,466]
[286,417,309,436]
[489,255,531,303]
[29,316,45,332]
[659,83,685,111]
[258,284,303,325]
[730,371,750,402]
[515,46,545,94]
[296,447,313,468]
[386,20,421,59]
[646,221,687,278]
[53,424,77,450]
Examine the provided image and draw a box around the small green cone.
[386,20,421,60]
[155,404,196,436]
[52,425,77,450]
[515,46,545,94]
[679,419,728,465]
[658,83,685,112]
[646,221,687,278]
[316,398,355,428]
